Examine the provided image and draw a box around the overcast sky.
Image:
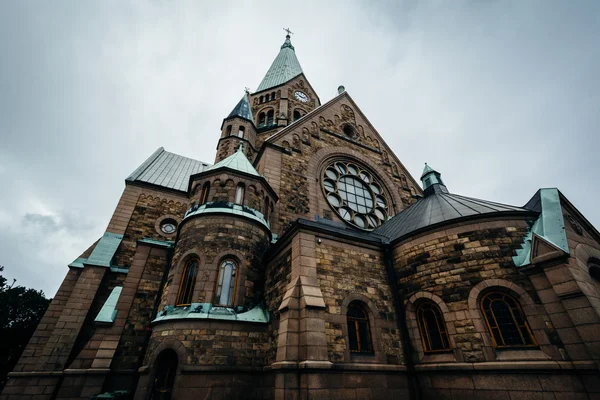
[1,1,599,296]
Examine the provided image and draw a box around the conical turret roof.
[206,144,260,177]
[226,92,254,124]
[256,35,303,92]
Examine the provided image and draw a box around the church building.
[2,33,600,400]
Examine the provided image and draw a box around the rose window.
[322,161,390,230]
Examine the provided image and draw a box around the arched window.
[200,182,210,205]
[215,259,238,306]
[265,94,270,102]
[264,197,270,221]
[259,95,264,103]
[267,110,274,126]
[416,302,450,353]
[589,257,600,281]
[151,349,178,400]
[176,258,199,306]
[225,125,232,136]
[235,183,245,204]
[480,292,536,347]
[258,112,266,128]
[238,126,245,138]
[346,302,373,353]
[271,91,276,100]
[293,110,301,121]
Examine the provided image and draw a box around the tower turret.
[421,162,448,196]
[216,91,257,163]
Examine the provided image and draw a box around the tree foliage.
[0,266,50,387]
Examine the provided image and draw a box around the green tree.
[0,266,50,388]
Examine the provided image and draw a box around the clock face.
[294,91,309,103]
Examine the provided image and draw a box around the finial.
[283,27,294,38]
[244,87,250,94]
[238,142,244,152]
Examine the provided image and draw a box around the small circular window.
[322,160,390,230]
[160,219,177,235]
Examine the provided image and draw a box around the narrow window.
[225,125,232,136]
[347,302,373,353]
[235,183,245,204]
[215,259,238,306]
[416,302,451,353]
[176,258,199,306]
[259,95,264,103]
[258,112,266,128]
[151,350,178,400]
[267,110,274,126]
[265,94,270,102]
[238,126,245,138]
[264,197,270,221]
[480,292,536,347]
[271,91,276,100]
[200,182,210,205]
[293,110,301,121]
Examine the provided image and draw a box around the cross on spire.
[283,27,294,37]
[244,87,250,94]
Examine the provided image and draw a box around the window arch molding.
[214,256,240,307]
[145,338,185,399]
[406,291,457,362]
[210,251,247,307]
[175,257,200,306]
[256,107,275,128]
[168,250,206,306]
[306,147,403,225]
[468,279,550,361]
[339,294,386,363]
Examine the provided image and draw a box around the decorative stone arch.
[339,293,386,363]
[210,249,249,307]
[306,146,403,225]
[143,337,187,399]
[405,291,457,363]
[166,249,206,306]
[574,243,600,311]
[468,279,552,361]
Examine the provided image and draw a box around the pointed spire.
[256,32,303,92]
[421,163,448,195]
[226,91,254,124]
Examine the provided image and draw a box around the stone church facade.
[2,34,600,400]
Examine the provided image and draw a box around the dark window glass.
[200,182,210,205]
[152,350,178,400]
[480,292,536,347]
[267,110,274,125]
[417,302,450,353]
[176,258,199,306]
[346,302,373,353]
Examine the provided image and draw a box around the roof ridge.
[126,147,165,182]
[448,192,525,210]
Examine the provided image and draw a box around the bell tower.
[216,90,257,163]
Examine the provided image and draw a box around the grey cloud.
[1,0,599,295]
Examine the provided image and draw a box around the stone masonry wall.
[393,219,555,362]
[316,237,403,364]
[264,248,292,365]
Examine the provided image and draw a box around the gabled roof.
[205,145,260,177]
[256,35,303,93]
[126,147,210,192]
[226,92,254,124]
[375,192,533,243]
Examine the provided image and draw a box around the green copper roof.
[420,163,446,193]
[513,188,569,267]
[153,302,270,324]
[94,286,122,324]
[226,92,254,124]
[206,144,260,177]
[256,35,303,92]
[85,232,123,268]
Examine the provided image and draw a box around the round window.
[160,219,177,235]
[322,160,390,230]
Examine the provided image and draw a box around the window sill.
[350,352,377,363]
[495,347,549,361]
[420,351,455,364]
